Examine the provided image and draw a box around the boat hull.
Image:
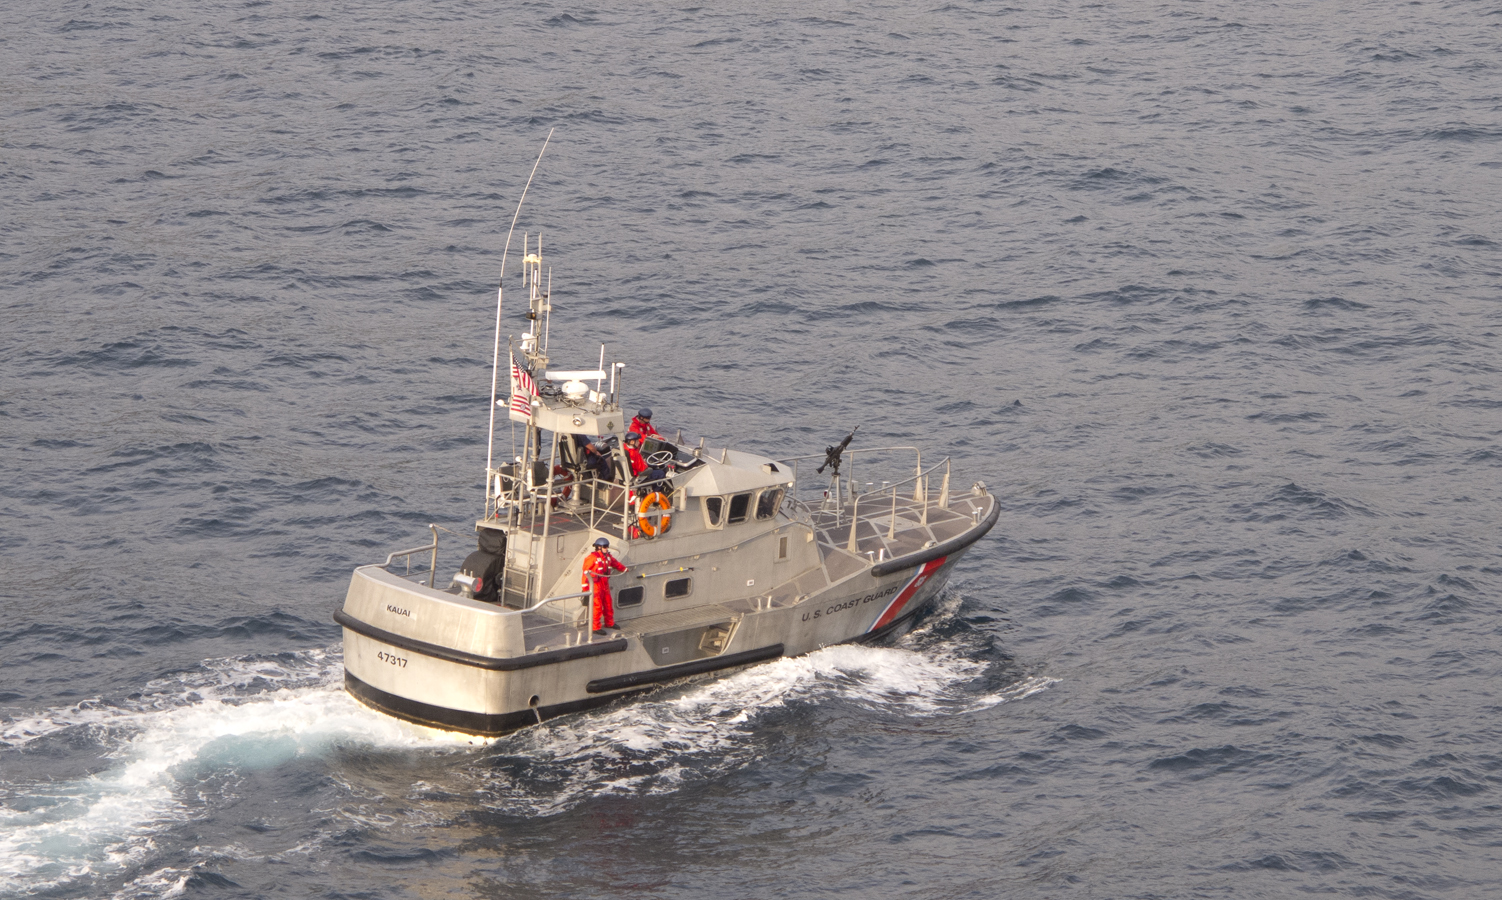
[337,525,986,737]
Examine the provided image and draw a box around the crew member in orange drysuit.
[630,408,662,440]
[582,537,627,635]
[624,432,649,479]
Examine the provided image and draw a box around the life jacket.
[582,549,625,586]
[625,445,647,477]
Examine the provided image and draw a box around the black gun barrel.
[816,426,859,474]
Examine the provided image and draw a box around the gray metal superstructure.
[336,233,999,736]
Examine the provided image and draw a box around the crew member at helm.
[625,431,668,490]
[624,431,648,478]
[582,537,626,635]
[630,408,662,440]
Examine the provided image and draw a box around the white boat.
[335,171,998,735]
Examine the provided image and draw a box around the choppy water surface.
[3,1,1501,897]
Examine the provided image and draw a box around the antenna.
[545,264,553,354]
[485,129,554,497]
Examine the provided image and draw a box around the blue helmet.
[626,431,641,442]
[593,537,610,548]
[637,408,653,420]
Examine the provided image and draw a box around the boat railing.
[487,470,626,537]
[519,590,625,647]
[780,447,952,530]
[382,524,441,588]
[486,459,685,603]
[490,459,695,542]
[521,589,589,614]
[779,445,921,500]
[835,456,952,553]
[556,472,637,537]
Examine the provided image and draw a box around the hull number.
[377,651,408,668]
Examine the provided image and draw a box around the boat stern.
[336,566,530,733]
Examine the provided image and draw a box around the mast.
[520,233,551,374]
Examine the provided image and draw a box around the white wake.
[0,648,465,896]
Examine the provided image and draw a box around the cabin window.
[756,488,782,520]
[665,577,692,599]
[704,496,724,527]
[727,492,752,524]
[778,535,789,560]
[617,586,644,607]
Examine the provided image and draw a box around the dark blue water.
[4,1,1501,897]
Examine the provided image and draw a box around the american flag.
[509,352,537,420]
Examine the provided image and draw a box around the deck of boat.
[802,493,989,580]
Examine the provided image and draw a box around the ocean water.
[3,1,1501,897]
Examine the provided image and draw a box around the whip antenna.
[486,129,554,492]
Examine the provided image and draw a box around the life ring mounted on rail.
[636,491,672,538]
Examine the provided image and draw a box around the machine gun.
[817,426,859,477]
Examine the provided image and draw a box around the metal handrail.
[636,566,695,579]
[781,453,943,504]
[778,445,924,465]
[383,524,440,588]
[834,457,952,554]
[521,590,588,613]
[780,445,925,509]
[520,589,619,647]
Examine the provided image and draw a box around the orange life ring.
[636,491,672,537]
